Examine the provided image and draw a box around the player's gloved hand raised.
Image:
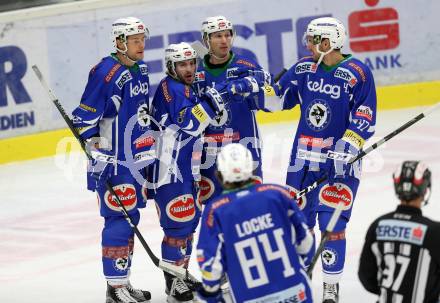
[328,138,359,185]
[203,84,227,115]
[227,76,260,100]
[248,69,273,87]
[86,142,115,191]
[196,286,225,303]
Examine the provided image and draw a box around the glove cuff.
[244,76,260,93]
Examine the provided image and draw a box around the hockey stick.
[293,101,440,202]
[31,65,201,286]
[306,201,345,277]
[301,102,440,276]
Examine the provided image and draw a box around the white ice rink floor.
[1,106,439,302]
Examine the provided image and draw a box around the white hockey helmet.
[217,143,254,183]
[112,17,149,52]
[201,15,234,45]
[306,17,346,50]
[165,42,198,78]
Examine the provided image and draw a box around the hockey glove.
[248,69,273,87]
[203,85,227,115]
[328,138,359,184]
[86,146,115,191]
[196,286,225,303]
[227,76,260,97]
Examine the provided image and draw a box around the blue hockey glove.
[203,85,226,115]
[196,286,225,303]
[248,69,273,87]
[227,76,260,95]
[328,138,359,184]
[86,146,115,191]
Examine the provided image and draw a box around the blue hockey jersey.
[150,75,220,187]
[197,183,313,303]
[277,55,377,174]
[194,53,276,201]
[72,55,154,188]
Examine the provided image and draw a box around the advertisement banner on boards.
[0,0,439,139]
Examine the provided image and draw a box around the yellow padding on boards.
[0,128,81,164]
[0,81,439,164]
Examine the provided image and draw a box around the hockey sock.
[102,213,139,284]
[161,234,194,267]
[321,230,346,284]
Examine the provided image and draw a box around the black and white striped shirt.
[359,205,440,303]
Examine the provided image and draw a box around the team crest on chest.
[209,105,231,129]
[305,99,332,131]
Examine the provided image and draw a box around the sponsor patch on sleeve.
[79,103,97,113]
[236,59,256,68]
[355,105,373,121]
[191,104,208,123]
[105,63,122,82]
[343,129,365,149]
[348,62,366,81]
[162,81,172,102]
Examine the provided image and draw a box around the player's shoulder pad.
[254,183,292,199]
[158,76,178,103]
[342,56,372,83]
[233,53,258,69]
[90,56,124,84]
[292,56,317,75]
[205,196,232,228]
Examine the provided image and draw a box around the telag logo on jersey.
[305,99,332,131]
[334,67,357,87]
[376,219,427,246]
[130,80,149,97]
[307,77,340,99]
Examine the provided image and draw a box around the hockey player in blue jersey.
[194,16,274,205]
[150,42,236,302]
[196,143,314,303]
[71,17,153,303]
[267,17,377,302]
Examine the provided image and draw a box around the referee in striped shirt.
[358,161,440,303]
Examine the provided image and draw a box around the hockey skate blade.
[166,296,194,303]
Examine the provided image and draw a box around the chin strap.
[423,187,432,206]
[315,43,334,66]
[116,43,137,65]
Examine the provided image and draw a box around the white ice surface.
[1,106,439,302]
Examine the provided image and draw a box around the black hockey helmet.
[393,161,432,204]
